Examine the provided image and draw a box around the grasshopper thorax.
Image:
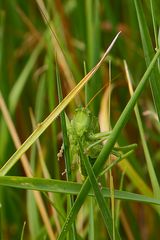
[67,107,102,177]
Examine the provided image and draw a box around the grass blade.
[0,176,160,206]
[124,60,160,199]
[78,141,121,239]
[9,40,44,112]
[20,222,26,240]
[56,62,77,240]
[0,32,120,176]
[134,0,160,121]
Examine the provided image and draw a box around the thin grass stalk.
[45,34,59,179]
[134,0,160,121]
[115,170,126,229]
[56,63,77,240]
[150,0,158,49]
[88,197,94,240]
[124,61,160,199]
[20,222,26,240]
[78,140,121,240]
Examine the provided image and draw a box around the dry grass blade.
[0,32,120,176]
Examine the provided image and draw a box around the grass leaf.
[78,140,121,239]
[134,0,160,121]
[0,176,160,206]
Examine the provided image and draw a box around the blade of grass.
[78,141,121,239]
[124,60,160,198]
[20,222,26,240]
[57,49,160,240]
[150,0,158,49]
[1,176,160,205]
[29,109,62,234]
[108,61,115,240]
[88,197,94,240]
[0,32,120,176]
[56,64,72,182]
[115,170,126,229]
[9,40,44,113]
[0,10,5,71]
[118,158,152,197]
[85,0,102,114]
[45,33,59,179]
[27,191,41,239]
[28,75,58,237]
[98,73,152,199]
[56,62,77,240]
[110,174,115,240]
[0,197,2,240]
[134,0,160,121]
[0,10,8,162]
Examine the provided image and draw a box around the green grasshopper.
[65,107,136,178]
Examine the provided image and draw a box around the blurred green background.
[0,0,160,239]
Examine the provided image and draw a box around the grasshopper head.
[71,107,91,137]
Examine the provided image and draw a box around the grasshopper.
[65,107,136,178]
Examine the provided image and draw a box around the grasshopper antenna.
[85,73,120,109]
[85,84,108,109]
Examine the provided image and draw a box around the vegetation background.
[0,0,160,239]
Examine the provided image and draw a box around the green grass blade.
[27,76,45,239]
[0,11,7,162]
[125,60,160,198]
[78,141,121,239]
[115,171,125,229]
[9,40,44,113]
[56,64,72,182]
[150,0,158,49]
[0,10,5,72]
[0,32,120,176]
[85,0,102,113]
[88,198,94,240]
[57,49,160,240]
[20,222,26,240]
[99,150,134,177]
[1,176,160,205]
[134,0,160,121]
[34,75,46,123]
[56,62,77,240]
[118,158,152,197]
[27,191,41,239]
[45,33,59,179]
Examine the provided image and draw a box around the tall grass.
[0,1,160,240]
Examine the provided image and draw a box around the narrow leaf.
[0,176,160,205]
